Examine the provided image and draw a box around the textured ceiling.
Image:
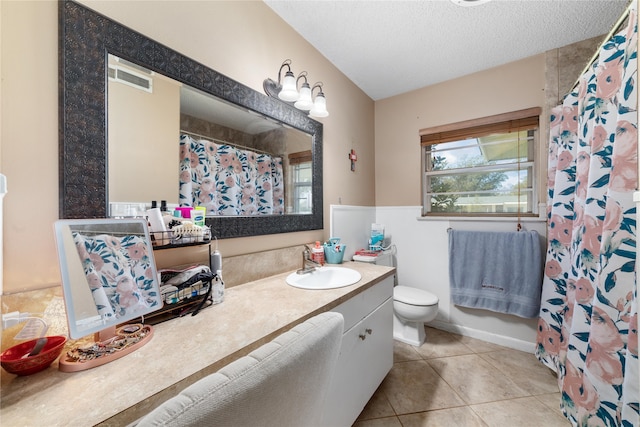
[264,0,631,100]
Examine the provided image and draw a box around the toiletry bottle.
[193,206,206,227]
[312,241,324,265]
[211,249,222,273]
[192,209,205,227]
[146,207,168,246]
[212,270,224,304]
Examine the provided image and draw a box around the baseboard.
[429,320,537,353]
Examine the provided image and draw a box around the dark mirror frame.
[59,0,323,238]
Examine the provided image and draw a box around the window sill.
[417,215,546,223]
[418,202,547,223]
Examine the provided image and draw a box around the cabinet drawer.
[333,276,393,331]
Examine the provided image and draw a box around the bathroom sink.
[286,266,362,290]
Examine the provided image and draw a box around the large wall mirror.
[59,1,323,238]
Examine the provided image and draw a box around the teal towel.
[448,230,542,318]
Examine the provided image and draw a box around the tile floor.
[353,327,569,427]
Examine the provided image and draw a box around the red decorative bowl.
[1,336,67,376]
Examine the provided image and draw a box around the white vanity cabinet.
[323,276,394,426]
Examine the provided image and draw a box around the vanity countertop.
[0,261,394,426]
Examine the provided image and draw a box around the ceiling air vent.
[108,65,153,93]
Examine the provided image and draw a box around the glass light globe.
[278,71,299,102]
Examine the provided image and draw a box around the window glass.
[424,129,537,215]
[292,162,312,214]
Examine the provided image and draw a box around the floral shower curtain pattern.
[73,232,159,321]
[179,135,284,216]
[536,5,638,426]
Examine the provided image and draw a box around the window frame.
[291,162,313,214]
[288,150,313,214]
[420,107,542,217]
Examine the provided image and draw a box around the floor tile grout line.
[391,342,528,413]
[357,328,568,427]
[531,392,567,420]
[475,350,563,398]
[465,403,493,427]
[429,352,541,403]
[423,358,473,408]
[382,357,473,418]
[407,351,551,408]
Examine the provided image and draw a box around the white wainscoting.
[329,205,377,261]
[331,205,548,353]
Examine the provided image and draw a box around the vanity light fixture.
[264,60,329,118]
[308,82,329,118]
[278,65,299,102]
[263,59,298,102]
[294,71,314,110]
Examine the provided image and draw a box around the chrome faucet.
[297,245,322,274]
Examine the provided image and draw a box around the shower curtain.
[536,5,638,426]
[179,134,284,215]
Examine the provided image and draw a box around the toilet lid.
[394,286,438,306]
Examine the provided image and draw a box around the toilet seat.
[394,286,438,306]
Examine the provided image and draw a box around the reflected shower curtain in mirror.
[536,5,638,426]
[179,135,284,215]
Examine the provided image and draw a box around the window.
[288,150,313,214]
[420,108,541,216]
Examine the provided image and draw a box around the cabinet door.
[322,297,393,426]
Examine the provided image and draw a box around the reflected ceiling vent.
[108,65,153,93]
[116,57,153,75]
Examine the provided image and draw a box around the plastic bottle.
[311,241,325,265]
[211,249,222,273]
[192,209,205,227]
[212,270,224,304]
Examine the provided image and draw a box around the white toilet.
[353,251,439,346]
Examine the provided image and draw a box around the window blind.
[420,107,541,146]
[288,150,312,165]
